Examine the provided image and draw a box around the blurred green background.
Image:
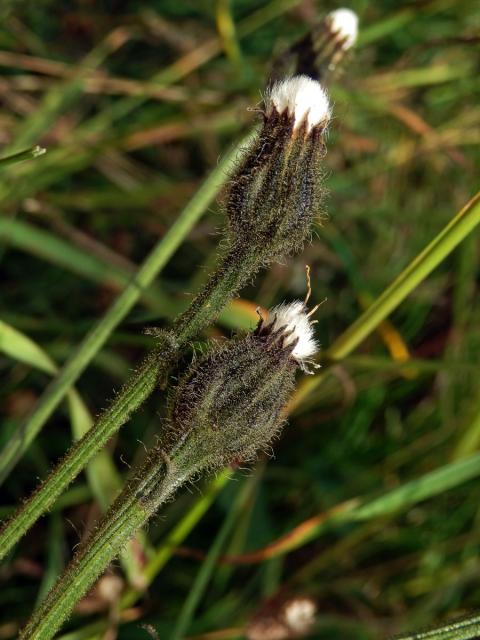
[1,0,480,638]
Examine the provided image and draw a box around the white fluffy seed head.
[267,75,331,132]
[327,8,359,50]
[267,301,318,363]
[283,597,317,632]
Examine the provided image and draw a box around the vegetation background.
[1,0,479,638]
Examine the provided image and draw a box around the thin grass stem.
[291,191,480,411]
[0,145,46,168]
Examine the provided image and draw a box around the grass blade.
[0,218,175,313]
[0,145,46,168]
[291,191,480,411]
[170,476,256,640]
[216,452,480,564]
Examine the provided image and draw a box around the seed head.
[282,598,317,635]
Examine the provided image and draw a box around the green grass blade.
[330,192,480,360]
[0,319,57,375]
[0,218,174,313]
[350,454,480,522]
[0,319,120,509]
[0,145,46,168]
[0,217,257,328]
[237,451,480,561]
[452,403,480,460]
[292,191,480,410]
[0,218,132,289]
[170,477,253,640]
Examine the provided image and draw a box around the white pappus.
[265,300,320,372]
[267,75,331,132]
[327,7,359,50]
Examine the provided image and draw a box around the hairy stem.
[392,614,480,640]
[19,445,197,640]
[0,243,257,560]
[174,243,258,344]
[0,130,256,486]
[0,347,168,562]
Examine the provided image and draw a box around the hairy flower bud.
[327,8,359,52]
[167,301,319,470]
[271,7,359,83]
[226,75,330,262]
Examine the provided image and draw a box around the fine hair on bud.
[225,75,330,264]
[166,301,319,471]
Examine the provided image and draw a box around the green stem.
[0,348,167,562]
[392,614,480,640]
[0,192,259,564]
[174,244,258,344]
[19,447,194,640]
[0,130,255,487]
[0,145,46,168]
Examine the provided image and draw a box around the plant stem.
[0,145,46,168]
[392,614,480,640]
[174,244,258,344]
[0,131,255,486]
[0,224,256,561]
[19,446,196,640]
[0,347,166,562]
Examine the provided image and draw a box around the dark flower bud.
[271,8,359,83]
[225,75,331,262]
[167,301,319,470]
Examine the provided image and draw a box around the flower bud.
[226,76,330,262]
[326,8,359,53]
[271,7,359,83]
[167,301,319,469]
